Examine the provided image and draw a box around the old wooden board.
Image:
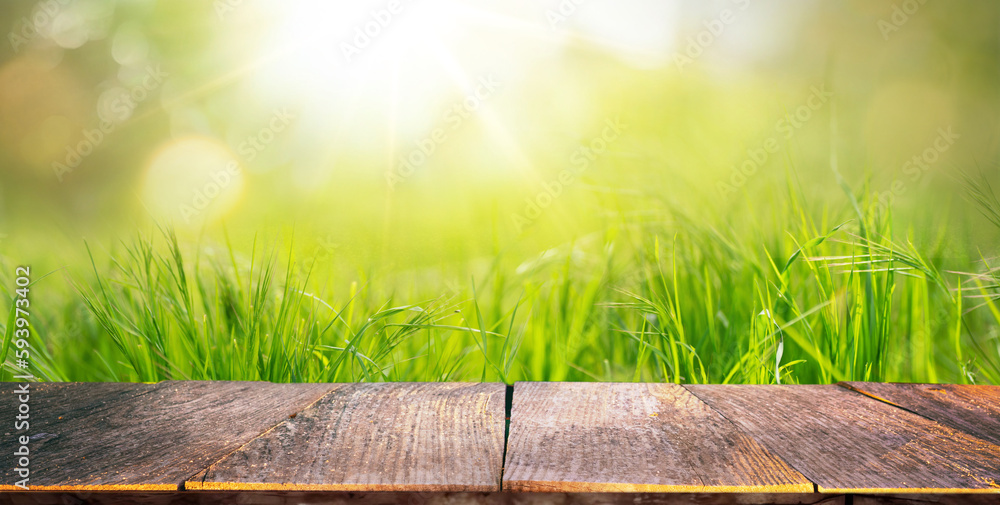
[685,385,1000,494]
[0,492,848,505]
[0,381,336,491]
[0,382,157,489]
[190,382,506,492]
[501,382,813,493]
[840,382,1000,446]
[854,496,1000,505]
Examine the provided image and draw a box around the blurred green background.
[0,0,998,383]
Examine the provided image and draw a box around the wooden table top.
[0,381,997,500]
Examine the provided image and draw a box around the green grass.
[2,1,999,387]
[1,174,998,385]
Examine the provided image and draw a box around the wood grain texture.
[0,381,336,491]
[854,496,1000,505]
[0,492,846,505]
[840,382,1000,446]
[191,382,506,492]
[502,382,813,493]
[685,385,1000,494]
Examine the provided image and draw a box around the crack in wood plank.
[685,384,1000,494]
[184,383,347,488]
[190,383,506,492]
[502,382,814,493]
[0,381,338,491]
[838,382,1000,448]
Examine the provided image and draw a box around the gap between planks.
[8,382,1000,494]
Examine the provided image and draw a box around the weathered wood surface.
[685,384,1000,494]
[4,381,1000,497]
[854,496,1000,505]
[502,382,813,493]
[0,381,336,491]
[0,492,850,505]
[0,492,851,505]
[191,382,506,492]
[840,382,1000,446]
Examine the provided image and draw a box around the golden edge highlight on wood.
[185,481,499,492]
[836,382,907,410]
[503,481,816,493]
[818,486,1000,494]
[185,384,345,491]
[0,484,179,491]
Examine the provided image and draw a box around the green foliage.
[2,177,997,385]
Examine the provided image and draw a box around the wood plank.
[190,382,506,492]
[0,492,847,505]
[840,382,1000,446]
[685,384,1000,494]
[0,491,848,505]
[855,496,1000,505]
[0,381,336,491]
[502,382,814,493]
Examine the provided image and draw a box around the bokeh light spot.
[141,137,245,226]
